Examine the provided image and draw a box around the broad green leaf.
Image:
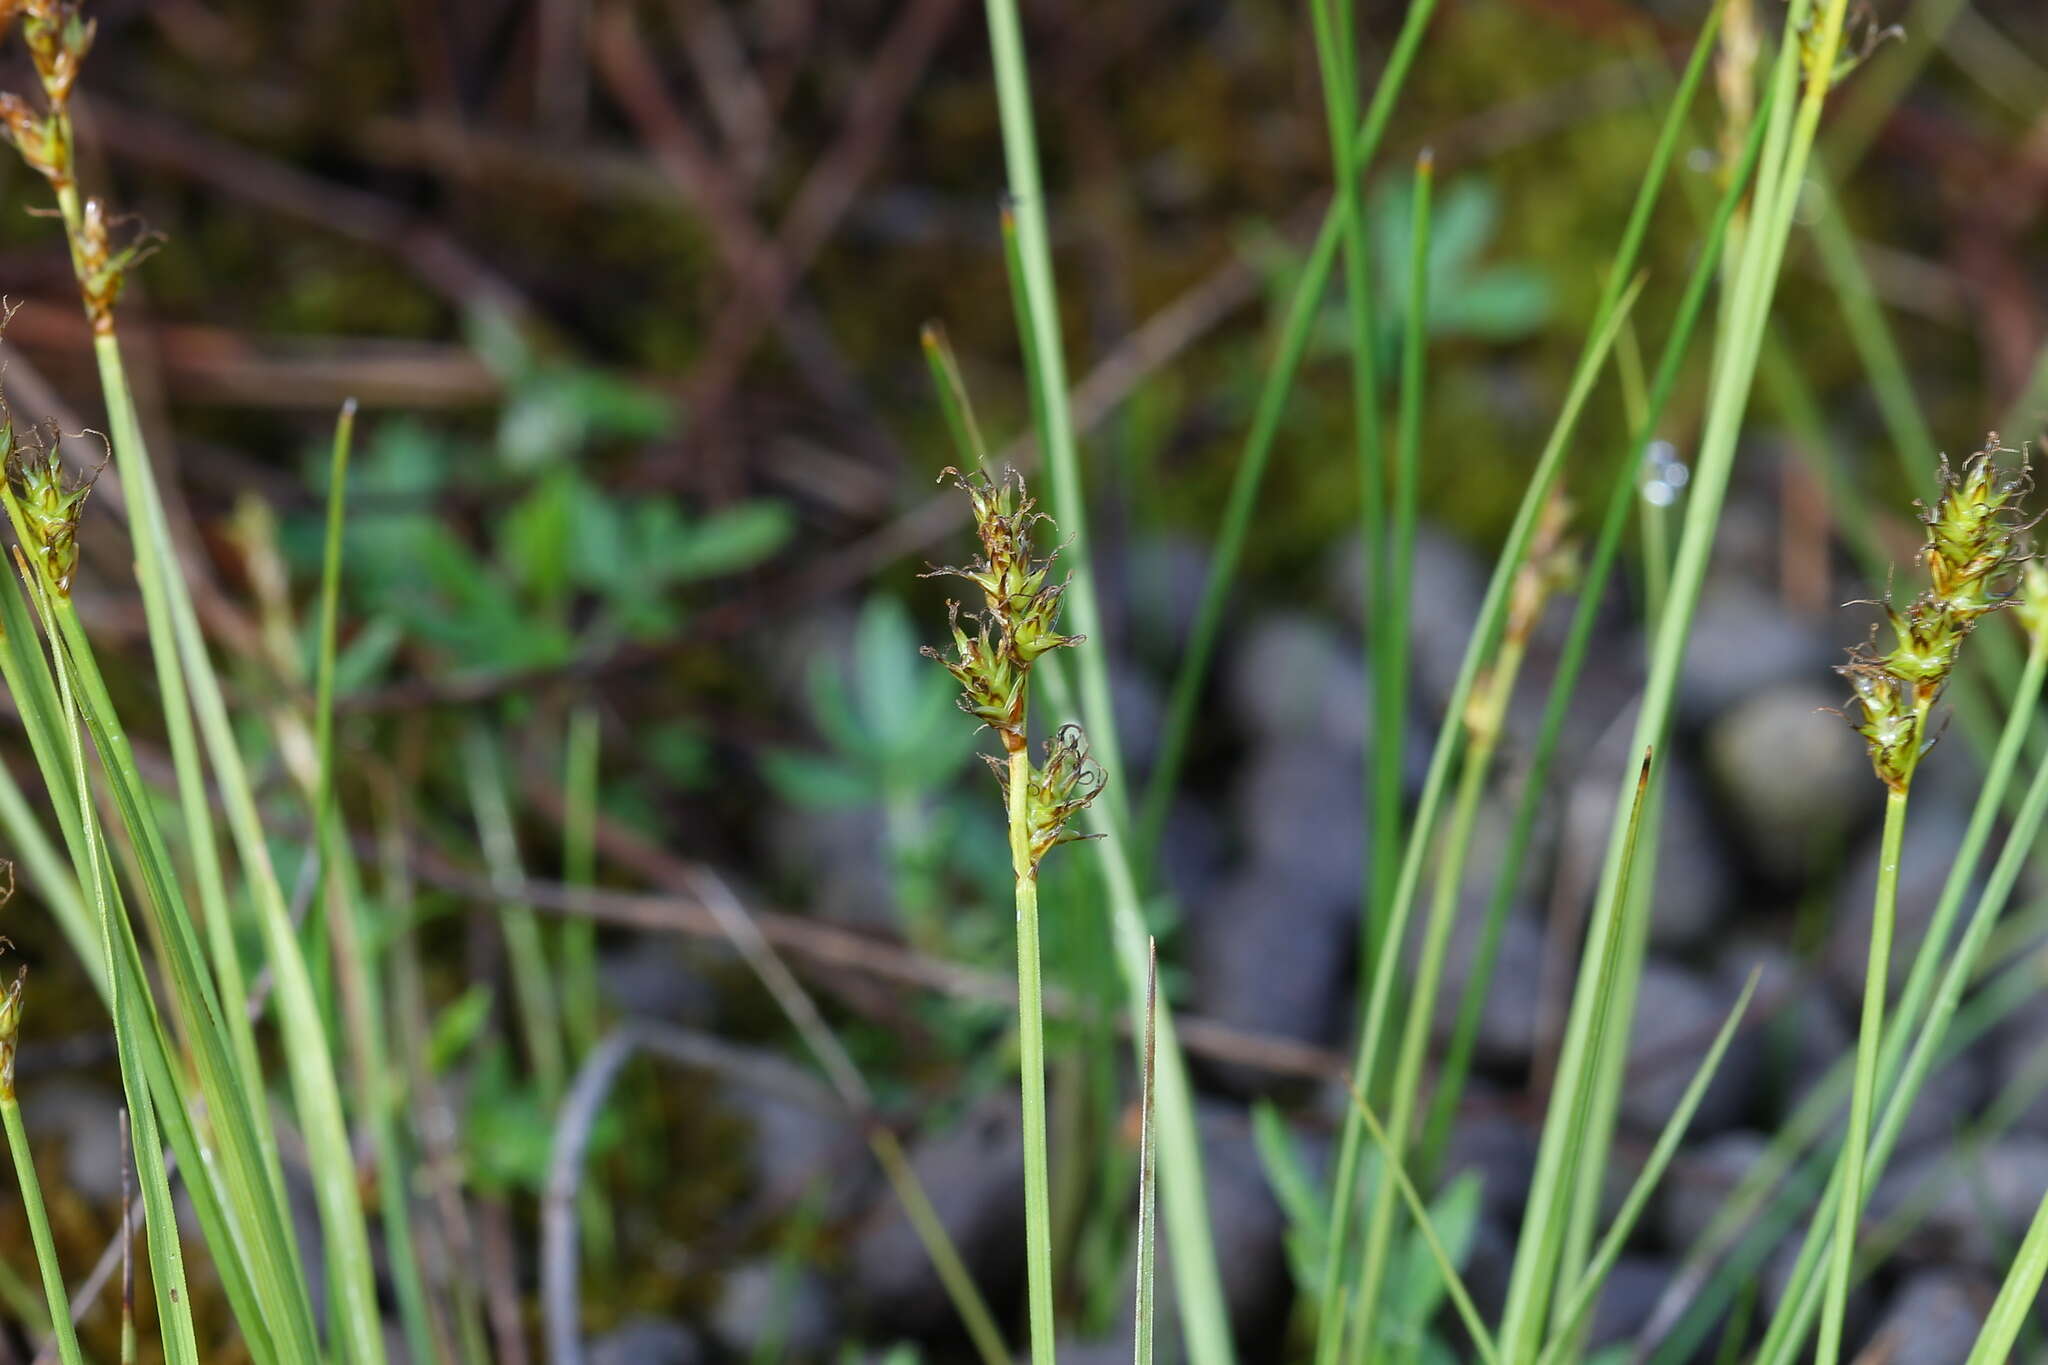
[428,984,496,1073]
[658,501,793,582]
[760,750,882,808]
[499,467,577,606]
[1252,1100,1328,1261]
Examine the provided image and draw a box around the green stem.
[1967,1185,2048,1364]
[312,402,354,836]
[36,572,201,1365]
[1817,783,1908,1364]
[867,1128,1013,1365]
[1535,970,1763,1365]
[1749,676,2048,1362]
[564,706,603,1055]
[1729,636,2048,1365]
[93,319,378,1365]
[1349,697,1502,1357]
[981,2,1234,1353]
[1140,0,1441,864]
[12,492,303,1364]
[1328,273,1643,1365]
[1133,941,1159,1365]
[1307,0,1396,965]
[1503,0,1857,1344]
[1419,62,1778,1175]
[48,173,288,1255]
[1,1095,84,1365]
[1343,1081,1503,1365]
[981,3,1125,822]
[1614,322,1670,639]
[1008,741,1057,1365]
[310,404,439,1365]
[464,726,568,1102]
[1350,195,1494,1333]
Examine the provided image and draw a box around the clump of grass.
[1345,484,1578,1353]
[1817,437,2035,1363]
[926,463,1103,1365]
[0,2,392,1360]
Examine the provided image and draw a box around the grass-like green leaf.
[1497,747,1656,1363]
[1535,969,1762,1365]
[1964,1186,2048,1365]
[1134,939,1159,1365]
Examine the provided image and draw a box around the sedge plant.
[1814,438,2034,1363]
[1666,552,2048,1365]
[1344,487,1578,1355]
[0,2,390,1360]
[1316,2,1733,1345]
[979,2,1237,1349]
[1499,2,1868,1351]
[925,464,1105,1365]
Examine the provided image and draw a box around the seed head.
[993,723,1105,867]
[73,200,159,334]
[0,965,21,1101]
[1919,441,2032,623]
[925,467,1082,659]
[922,600,1026,746]
[4,410,97,595]
[1467,486,1576,744]
[1837,660,1920,791]
[1505,489,1578,644]
[3,411,95,593]
[926,462,1106,866]
[19,0,92,107]
[1838,436,2033,792]
[0,91,57,182]
[923,464,1084,747]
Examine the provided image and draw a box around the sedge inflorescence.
[0,964,22,1102]
[0,0,157,333]
[1838,436,2036,792]
[923,465,1102,867]
[2,404,98,596]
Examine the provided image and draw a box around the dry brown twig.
[592,0,962,475]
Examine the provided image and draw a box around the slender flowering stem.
[1009,740,1056,1361]
[925,464,1103,1365]
[1133,940,1158,1365]
[1816,437,2032,1362]
[1818,786,1905,1364]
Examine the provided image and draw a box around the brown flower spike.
[924,465,1102,865]
[0,1,157,334]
